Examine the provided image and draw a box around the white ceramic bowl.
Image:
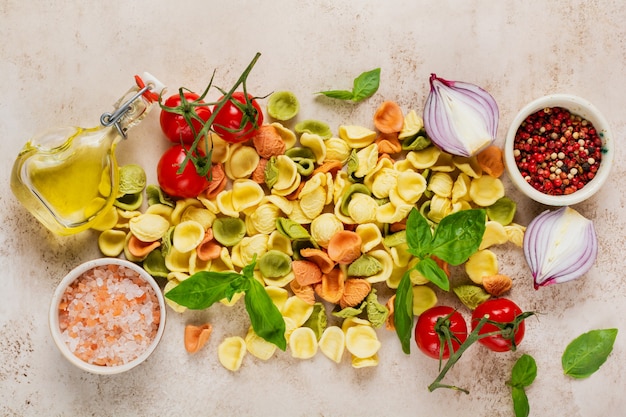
[504,94,613,206]
[49,258,166,375]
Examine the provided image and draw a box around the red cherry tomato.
[160,92,212,144]
[471,298,525,352]
[212,91,263,143]
[415,306,468,360]
[157,145,210,199]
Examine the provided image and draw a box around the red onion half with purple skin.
[423,74,499,157]
[523,207,598,289]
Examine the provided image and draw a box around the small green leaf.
[317,68,380,103]
[562,328,618,379]
[394,271,414,354]
[351,68,380,102]
[415,257,449,291]
[508,354,537,388]
[164,271,243,309]
[405,208,433,258]
[511,386,530,417]
[244,278,287,350]
[318,89,354,100]
[430,209,486,265]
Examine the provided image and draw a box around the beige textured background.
[1,1,625,416]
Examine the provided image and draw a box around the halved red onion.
[423,74,498,157]
[523,207,597,289]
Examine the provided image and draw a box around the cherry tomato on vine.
[160,92,212,144]
[471,298,525,352]
[212,91,263,143]
[157,144,210,199]
[415,306,468,360]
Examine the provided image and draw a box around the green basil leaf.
[415,257,449,291]
[244,278,287,351]
[164,271,243,309]
[393,271,414,354]
[318,89,355,100]
[511,386,530,417]
[351,68,380,102]
[405,208,433,258]
[508,354,537,388]
[562,328,618,379]
[430,209,486,265]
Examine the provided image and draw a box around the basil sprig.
[507,354,537,417]
[394,208,486,353]
[318,68,380,102]
[562,328,617,379]
[165,257,287,350]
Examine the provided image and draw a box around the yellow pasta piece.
[208,132,230,163]
[231,179,265,212]
[247,203,281,235]
[451,172,471,203]
[300,132,326,164]
[189,251,211,274]
[318,326,345,363]
[225,144,259,180]
[338,125,377,148]
[115,209,142,229]
[396,170,427,203]
[412,285,438,315]
[171,198,204,225]
[427,172,454,198]
[465,249,499,284]
[333,197,357,225]
[129,213,170,242]
[324,137,352,164]
[310,213,344,248]
[267,230,293,256]
[407,258,429,285]
[479,221,509,250]
[406,146,441,169]
[354,143,378,178]
[300,186,327,220]
[469,175,505,207]
[341,317,372,333]
[265,285,289,312]
[145,203,174,222]
[271,155,301,196]
[173,220,205,253]
[355,223,382,253]
[332,170,351,205]
[504,223,526,247]
[91,205,119,231]
[345,325,381,359]
[180,206,215,230]
[263,271,295,288]
[271,122,297,149]
[283,317,298,341]
[386,265,409,289]
[289,327,318,359]
[348,193,378,224]
[453,155,483,178]
[245,327,277,360]
[351,353,379,368]
[165,246,193,273]
[232,234,269,268]
[427,195,453,223]
[398,109,424,140]
[430,152,456,172]
[282,296,315,327]
[263,195,293,216]
[215,190,240,218]
[218,336,247,372]
[287,203,313,225]
[210,247,235,272]
[376,201,413,224]
[387,243,413,268]
[98,229,126,257]
[367,166,397,199]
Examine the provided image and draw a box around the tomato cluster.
[415,298,527,359]
[156,91,263,199]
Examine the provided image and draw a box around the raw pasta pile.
[93,102,524,370]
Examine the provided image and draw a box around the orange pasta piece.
[127,234,161,258]
[299,248,336,274]
[339,278,371,309]
[196,229,222,261]
[312,160,343,177]
[385,295,396,331]
[476,145,505,178]
[184,323,213,354]
[315,267,345,304]
[203,163,228,199]
[251,158,268,184]
[292,260,323,286]
[375,132,402,154]
[326,230,362,264]
[252,125,286,158]
[373,101,404,134]
[290,279,316,305]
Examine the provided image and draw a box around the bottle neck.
[100,83,155,139]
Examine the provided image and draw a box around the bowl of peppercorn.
[504,94,613,206]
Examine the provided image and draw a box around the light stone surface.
[1,1,625,416]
